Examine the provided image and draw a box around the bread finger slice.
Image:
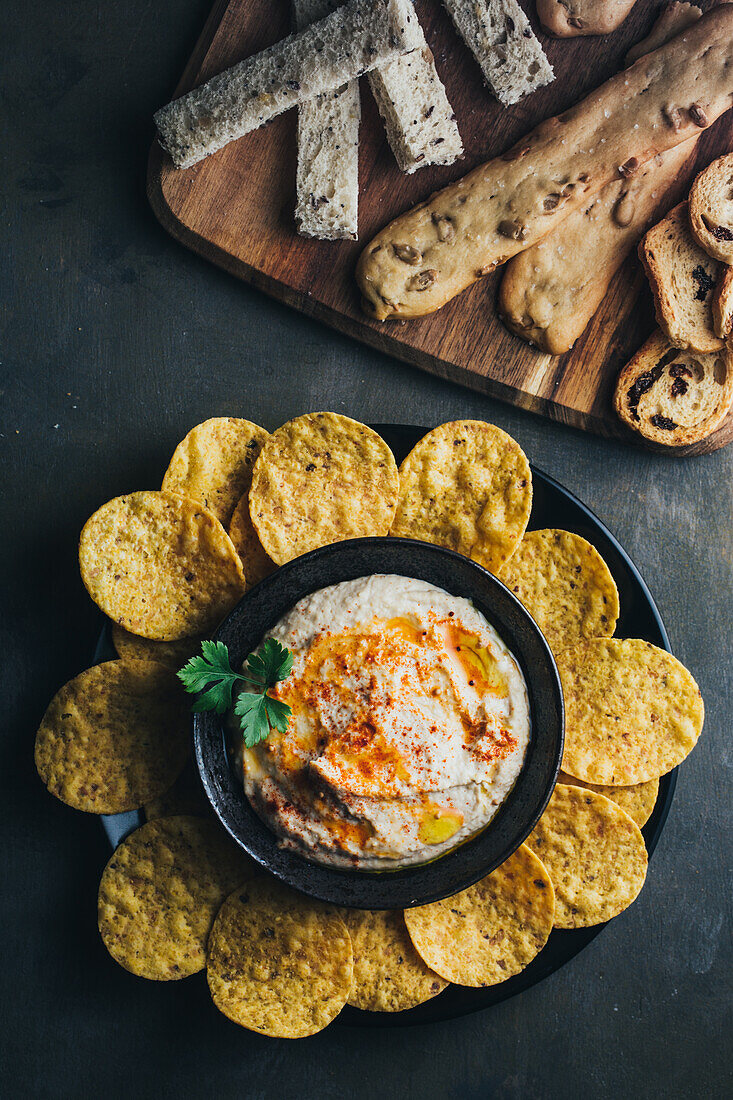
[155,0,421,168]
[368,36,463,173]
[688,152,733,264]
[499,140,698,354]
[538,0,637,38]
[613,329,733,446]
[639,202,723,353]
[293,0,360,240]
[442,0,553,107]
[713,266,733,341]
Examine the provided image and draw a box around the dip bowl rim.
[194,536,564,909]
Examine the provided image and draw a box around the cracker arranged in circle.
[111,623,202,670]
[144,758,212,821]
[249,413,400,565]
[343,909,448,1012]
[228,491,276,588]
[526,784,648,928]
[403,844,554,987]
[34,660,189,813]
[558,638,704,784]
[207,878,353,1037]
[499,529,619,651]
[557,770,658,829]
[98,816,254,980]
[390,421,532,574]
[162,417,269,527]
[79,490,246,640]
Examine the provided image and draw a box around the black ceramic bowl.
[194,537,563,909]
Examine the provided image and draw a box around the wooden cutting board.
[147,0,733,455]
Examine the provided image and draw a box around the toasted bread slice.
[625,2,701,66]
[614,330,733,446]
[688,152,733,265]
[713,266,733,341]
[639,202,723,353]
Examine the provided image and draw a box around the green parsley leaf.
[178,637,293,745]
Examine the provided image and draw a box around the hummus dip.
[240,575,530,870]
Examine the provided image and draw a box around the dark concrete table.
[2,3,731,1097]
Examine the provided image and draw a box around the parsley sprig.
[178,639,293,748]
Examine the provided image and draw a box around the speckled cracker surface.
[228,491,276,587]
[249,413,400,565]
[527,784,647,928]
[344,909,447,1012]
[34,661,189,813]
[144,758,212,821]
[206,878,353,1037]
[79,490,246,640]
[499,529,619,651]
[390,421,532,574]
[558,638,704,784]
[112,623,202,670]
[162,417,269,527]
[557,770,658,828]
[98,816,253,980]
[403,844,554,987]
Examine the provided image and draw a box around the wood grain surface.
[148,0,733,455]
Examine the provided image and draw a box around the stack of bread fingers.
[154,0,555,242]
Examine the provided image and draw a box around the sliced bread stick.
[293,0,360,240]
[155,0,421,168]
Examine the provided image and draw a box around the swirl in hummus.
[239,575,530,869]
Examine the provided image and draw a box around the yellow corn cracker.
[98,816,254,979]
[344,909,447,1012]
[207,878,353,1037]
[144,758,212,821]
[249,413,399,565]
[557,770,658,829]
[34,661,189,814]
[111,623,202,670]
[162,417,269,527]
[403,844,554,987]
[558,638,704,784]
[499,529,619,651]
[390,421,532,574]
[228,491,276,588]
[79,490,246,640]
[526,784,648,928]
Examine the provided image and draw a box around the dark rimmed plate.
[97,423,675,1027]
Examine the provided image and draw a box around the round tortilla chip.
[499,529,619,651]
[161,417,269,527]
[79,490,246,640]
[207,878,353,1037]
[343,909,448,1012]
[526,784,648,928]
[98,816,254,980]
[228,491,276,588]
[34,660,189,813]
[557,770,658,829]
[111,623,202,670]
[144,757,212,821]
[403,844,554,987]
[558,638,704,784]
[390,421,532,574]
[249,412,399,565]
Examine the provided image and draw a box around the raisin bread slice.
[639,202,723,353]
[625,2,701,66]
[614,330,733,445]
[293,0,360,240]
[688,152,733,265]
[538,0,636,38]
[713,266,733,341]
[368,39,463,173]
[155,0,421,168]
[442,0,554,106]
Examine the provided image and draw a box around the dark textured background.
[2,2,731,1097]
